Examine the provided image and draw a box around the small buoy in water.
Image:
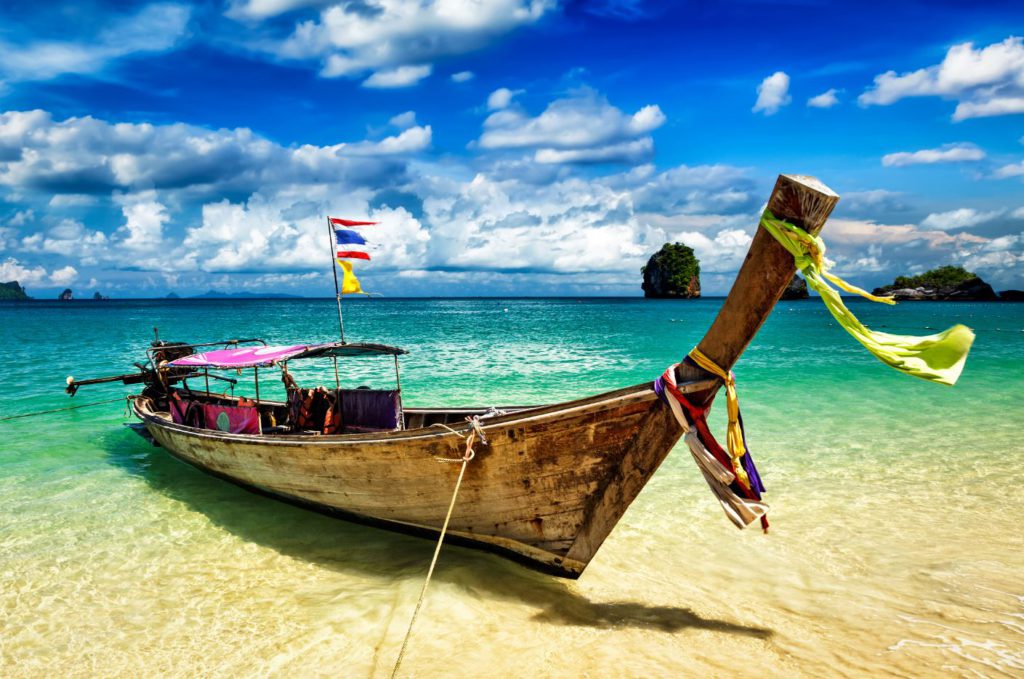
[503,308,509,312]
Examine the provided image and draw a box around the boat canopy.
[168,341,406,369]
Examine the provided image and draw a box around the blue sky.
[1,0,1022,297]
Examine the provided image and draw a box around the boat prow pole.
[677,174,839,404]
[563,175,839,570]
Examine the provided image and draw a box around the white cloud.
[8,209,33,227]
[361,64,432,88]
[343,125,432,154]
[50,265,78,287]
[273,0,554,82]
[994,161,1024,178]
[451,71,475,83]
[840,190,909,215]
[421,174,646,273]
[478,89,665,165]
[826,218,985,247]
[920,208,1002,231]
[672,229,753,273]
[226,0,326,20]
[487,87,518,111]
[0,257,46,285]
[0,109,428,196]
[953,97,1024,120]
[1012,207,1024,219]
[19,218,108,263]
[859,37,1024,121]
[0,257,77,287]
[807,88,839,108]
[535,138,652,164]
[48,194,99,207]
[412,163,762,286]
[812,217,1024,287]
[961,232,1024,276]
[119,198,169,251]
[0,3,190,83]
[753,71,791,115]
[183,194,429,274]
[881,143,985,167]
[628,164,753,215]
[388,111,418,129]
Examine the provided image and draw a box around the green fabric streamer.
[760,211,975,386]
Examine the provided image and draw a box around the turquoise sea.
[1,297,1022,677]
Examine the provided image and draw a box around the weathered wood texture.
[677,174,839,406]
[137,383,711,577]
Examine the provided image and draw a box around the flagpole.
[326,216,345,343]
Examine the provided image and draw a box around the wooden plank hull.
[116,174,842,579]
[133,384,684,578]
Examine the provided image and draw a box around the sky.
[0,0,1022,298]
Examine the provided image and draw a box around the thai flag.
[331,217,376,261]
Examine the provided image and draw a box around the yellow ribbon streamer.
[686,346,751,491]
[759,210,975,386]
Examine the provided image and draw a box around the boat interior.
[159,386,535,436]
[134,337,539,437]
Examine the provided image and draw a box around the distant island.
[872,265,997,301]
[642,243,701,298]
[188,290,305,299]
[1,281,30,300]
[781,275,809,300]
[59,288,73,301]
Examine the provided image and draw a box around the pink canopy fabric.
[169,344,313,369]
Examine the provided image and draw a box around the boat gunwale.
[133,378,718,446]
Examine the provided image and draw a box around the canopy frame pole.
[254,367,260,404]
[333,356,340,389]
[393,355,403,430]
[326,216,346,343]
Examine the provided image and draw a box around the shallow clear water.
[1,298,1022,677]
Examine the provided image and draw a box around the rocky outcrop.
[872,266,997,301]
[58,288,73,301]
[780,275,808,300]
[1000,289,1024,301]
[872,277,996,301]
[0,281,30,300]
[642,243,701,299]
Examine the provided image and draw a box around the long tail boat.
[69,175,839,577]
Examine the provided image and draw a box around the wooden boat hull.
[133,384,686,578]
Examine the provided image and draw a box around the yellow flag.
[337,260,367,295]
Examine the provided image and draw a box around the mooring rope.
[0,395,129,422]
[390,417,484,678]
